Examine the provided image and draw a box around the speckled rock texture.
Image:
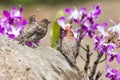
[0,35,88,80]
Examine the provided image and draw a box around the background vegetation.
[0,0,89,6]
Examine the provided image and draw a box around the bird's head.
[40,18,51,24]
[64,24,74,37]
[28,15,36,24]
[65,28,74,37]
[39,18,51,27]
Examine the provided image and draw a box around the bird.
[61,24,77,66]
[18,15,51,48]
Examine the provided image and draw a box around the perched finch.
[18,15,51,47]
[62,24,76,65]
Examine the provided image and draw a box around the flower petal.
[79,7,87,14]
[80,7,87,12]
[102,22,108,28]
[65,8,72,14]
[22,19,27,25]
[57,16,66,29]
[116,54,120,64]
[19,5,23,12]
[81,25,88,31]
[35,40,40,44]
[9,34,15,39]
[12,6,17,10]
[73,19,79,24]
[0,26,4,34]
[14,11,20,17]
[25,42,32,46]
[3,10,10,18]
[109,55,115,62]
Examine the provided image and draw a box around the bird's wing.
[23,27,39,38]
[30,28,45,42]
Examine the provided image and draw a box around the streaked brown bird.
[62,24,76,65]
[18,15,51,47]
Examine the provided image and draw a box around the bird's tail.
[66,53,76,65]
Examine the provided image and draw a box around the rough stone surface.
[0,35,88,80]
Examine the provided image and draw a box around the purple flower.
[25,41,33,46]
[65,8,80,23]
[25,40,40,47]
[107,23,120,39]
[0,5,27,39]
[108,53,120,64]
[65,7,86,24]
[80,4,101,38]
[116,53,120,63]
[3,6,23,25]
[0,26,4,34]
[87,23,99,38]
[57,17,72,30]
[94,35,108,54]
[65,8,72,14]
[97,22,108,37]
[88,4,101,20]
[57,16,66,29]
[106,65,120,80]
[0,18,5,34]
[107,43,115,55]
[94,34,116,55]
[58,4,102,39]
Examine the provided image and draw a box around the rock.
[0,35,89,80]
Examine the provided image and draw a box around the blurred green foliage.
[0,0,38,6]
[50,10,64,49]
[0,0,89,6]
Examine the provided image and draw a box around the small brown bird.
[18,15,51,47]
[62,24,76,65]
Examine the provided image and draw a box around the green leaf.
[50,10,64,49]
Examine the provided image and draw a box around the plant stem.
[75,27,82,59]
[89,53,103,80]
[84,45,91,73]
[95,71,102,80]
